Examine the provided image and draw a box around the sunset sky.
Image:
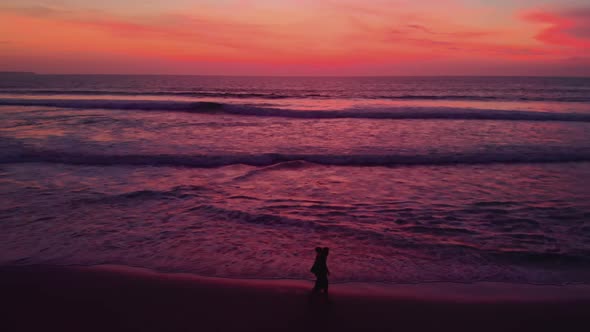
[1,0,589,76]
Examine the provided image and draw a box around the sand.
[2,265,589,332]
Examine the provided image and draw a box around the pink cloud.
[523,8,590,48]
[1,2,588,75]
[2,5,285,51]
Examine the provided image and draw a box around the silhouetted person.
[310,247,330,293]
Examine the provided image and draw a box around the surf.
[3,149,590,168]
[2,98,590,123]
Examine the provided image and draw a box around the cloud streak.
[1,1,589,75]
[522,7,590,48]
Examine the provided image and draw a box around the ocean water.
[1,75,590,285]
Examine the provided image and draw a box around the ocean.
[1,75,589,285]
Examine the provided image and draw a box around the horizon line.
[1,72,589,79]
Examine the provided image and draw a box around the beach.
[3,0,590,329]
[1,75,590,331]
[2,265,590,332]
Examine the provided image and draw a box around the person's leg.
[318,276,328,293]
[313,275,321,292]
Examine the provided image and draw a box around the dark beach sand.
[2,265,589,332]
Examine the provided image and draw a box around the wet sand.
[2,265,589,332]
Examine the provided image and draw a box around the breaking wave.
[3,149,590,168]
[1,89,590,102]
[2,98,590,122]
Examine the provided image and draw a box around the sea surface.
[1,75,590,285]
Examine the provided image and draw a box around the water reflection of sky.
[2,93,590,114]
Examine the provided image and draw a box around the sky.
[1,0,589,76]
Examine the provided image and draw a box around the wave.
[67,191,590,270]
[2,98,590,122]
[3,149,590,168]
[66,188,590,269]
[72,185,207,204]
[0,89,294,99]
[1,89,590,102]
[0,98,226,111]
[232,160,311,181]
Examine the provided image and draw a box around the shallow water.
[1,75,589,284]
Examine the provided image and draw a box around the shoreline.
[2,264,589,331]
[36,264,590,302]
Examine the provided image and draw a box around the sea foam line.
[1,98,590,122]
[1,89,590,102]
[3,149,590,168]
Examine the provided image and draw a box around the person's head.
[315,247,322,254]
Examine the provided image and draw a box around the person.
[310,247,330,293]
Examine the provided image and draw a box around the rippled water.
[1,75,590,284]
